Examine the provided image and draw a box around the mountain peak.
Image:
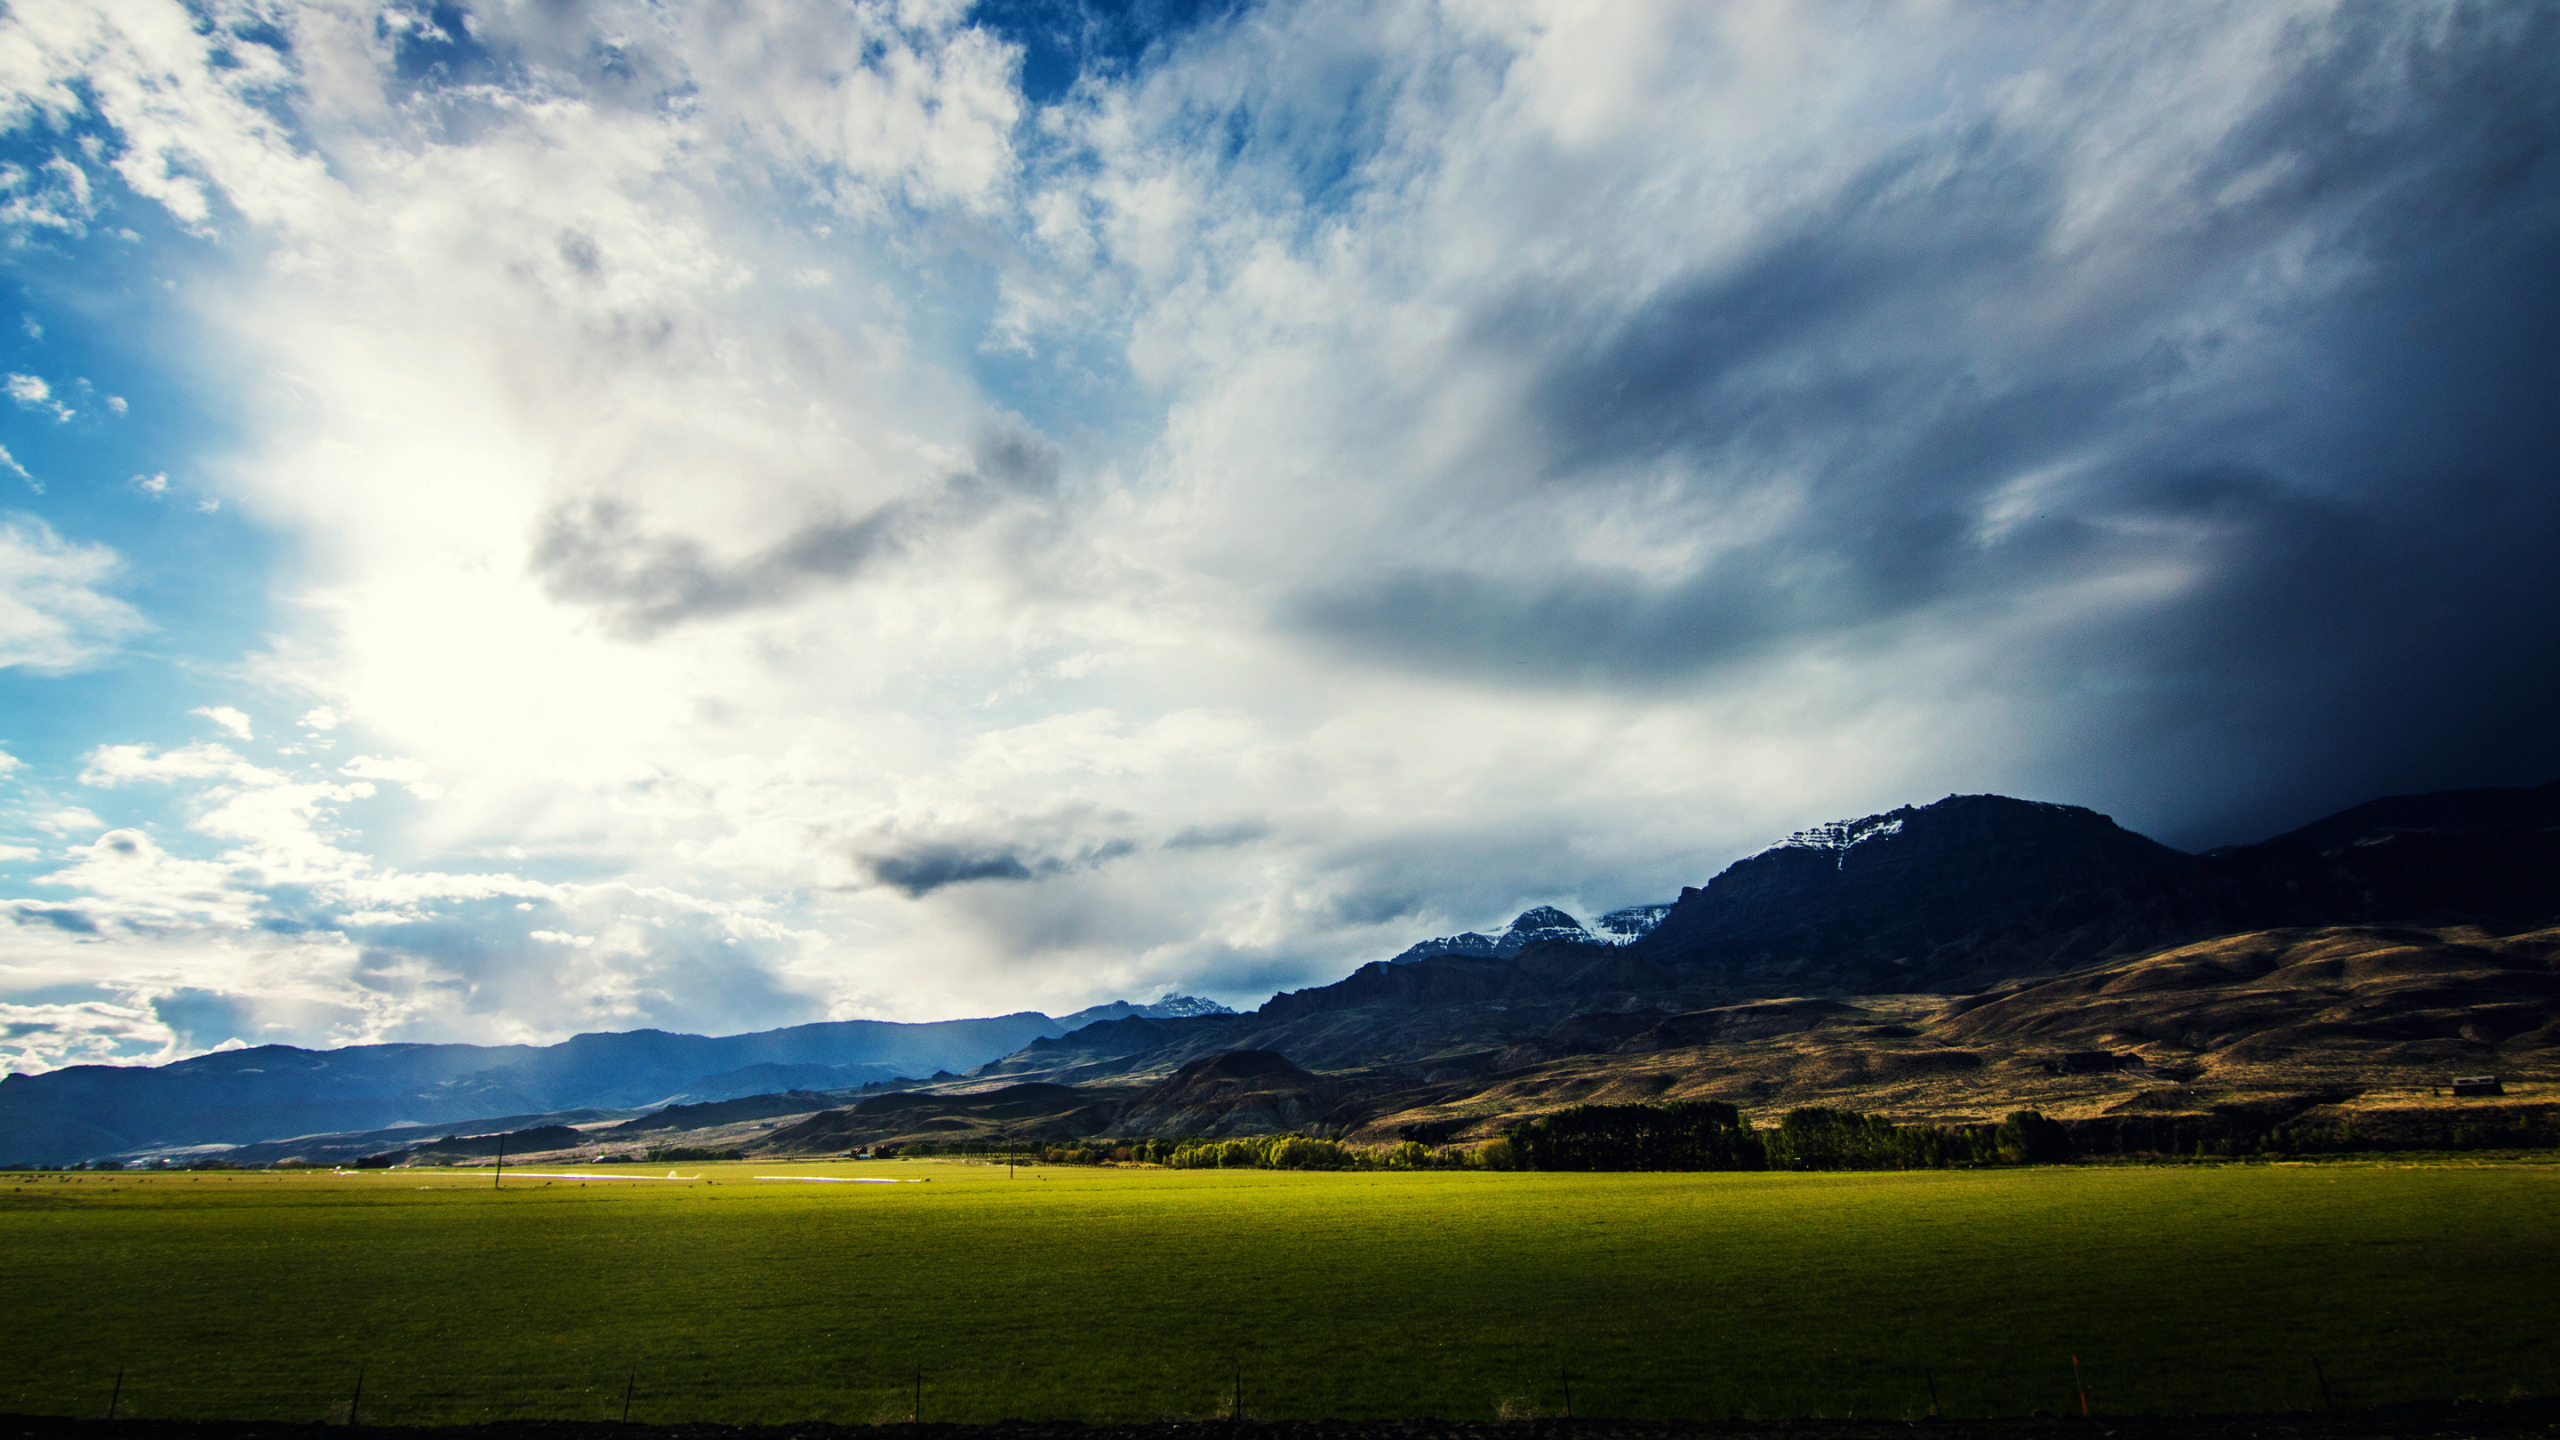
[1389,903,1628,964]
[1051,994,1239,1031]
[1640,792,2194,988]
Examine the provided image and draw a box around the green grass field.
[3,1159,2554,1426]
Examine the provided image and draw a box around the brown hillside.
[1936,924,2560,1069]
[758,1083,1135,1154]
[1102,1051,1340,1139]
[1317,925,2560,1145]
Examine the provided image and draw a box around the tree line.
[792,1098,2560,1174]
[1501,1101,2070,1170]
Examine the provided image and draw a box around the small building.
[2451,1076,2504,1097]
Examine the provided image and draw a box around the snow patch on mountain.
[1052,994,1238,1029]
[1388,902,1672,963]
[1764,815,1907,869]
[1594,904,1672,941]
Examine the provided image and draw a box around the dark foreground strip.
[5,1403,2558,1440]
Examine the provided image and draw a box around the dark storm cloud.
[532,497,904,638]
[862,844,1040,897]
[853,821,1143,898]
[531,423,1062,638]
[6,902,99,934]
[1291,1,2560,834]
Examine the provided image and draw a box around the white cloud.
[0,517,143,670]
[0,443,35,493]
[2,735,832,1070]
[30,827,260,931]
[340,753,441,799]
[81,740,270,787]
[0,156,95,240]
[0,1000,175,1071]
[4,371,69,420]
[0,1,333,235]
[190,705,253,740]
[34,806,101,835]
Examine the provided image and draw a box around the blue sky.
[0,0,2554,1072]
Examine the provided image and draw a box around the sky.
[0,0,2554,1073]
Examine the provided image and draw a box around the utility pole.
[493,1133,504,1191]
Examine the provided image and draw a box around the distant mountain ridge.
[0,997,1225,1165]
[10,782,2558,1166]
[0,1013,1069,1163]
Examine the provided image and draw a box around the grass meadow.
[2,1159,2554,1426]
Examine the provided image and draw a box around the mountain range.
[0,994,1230,1164]
[6,783,2556,1165]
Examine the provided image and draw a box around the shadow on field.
[6,1400,2559,1440]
